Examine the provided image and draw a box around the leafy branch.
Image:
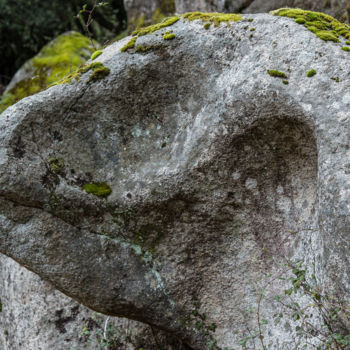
[76,1,108,49]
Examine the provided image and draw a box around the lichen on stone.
[47,157,65,174]
[271,8,350,44]
[267,70,288,78]
[83,182,112,198]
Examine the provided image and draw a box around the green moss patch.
[182,12,242,27]
[83,182,112,198]
[282,80,289,85]
[91,50,103,60]
[121,16,179,52]
[53,61,109,85]
[121,12,242,53]
[0,32,94,113]
[121,37,137,52]
[133,15,179,36]
[342,46,350,51]
[271,8,350,43]
[307,69,317,77]
[163,32,176,40]
[86,66,110,83]
[267,70,287,78]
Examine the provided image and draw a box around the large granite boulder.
[1,9,350,349]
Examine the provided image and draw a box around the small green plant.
[307,69,317,77]
[190,303,220,349]
[342,46,350,51]
[240,261,350,349]
[76,1,108,50]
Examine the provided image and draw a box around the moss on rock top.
[271,8,350,43]
[121,12,242,53]
[0,32,95,113]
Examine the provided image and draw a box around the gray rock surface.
[1,12,350,349]
[0,255,184,350]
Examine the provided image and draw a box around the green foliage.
[342,46,350,51]
[83,182,112,197]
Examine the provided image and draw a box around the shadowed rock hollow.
[1,10,350,349]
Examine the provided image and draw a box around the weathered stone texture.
[1,12,350,349]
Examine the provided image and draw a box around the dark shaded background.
[0,0,127,90]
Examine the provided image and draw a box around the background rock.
[175,0,350,21]
[125,0,176,31]
[0,32,95,113]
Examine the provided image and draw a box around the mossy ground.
[0,32,94,113]
[271,8,350,43]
